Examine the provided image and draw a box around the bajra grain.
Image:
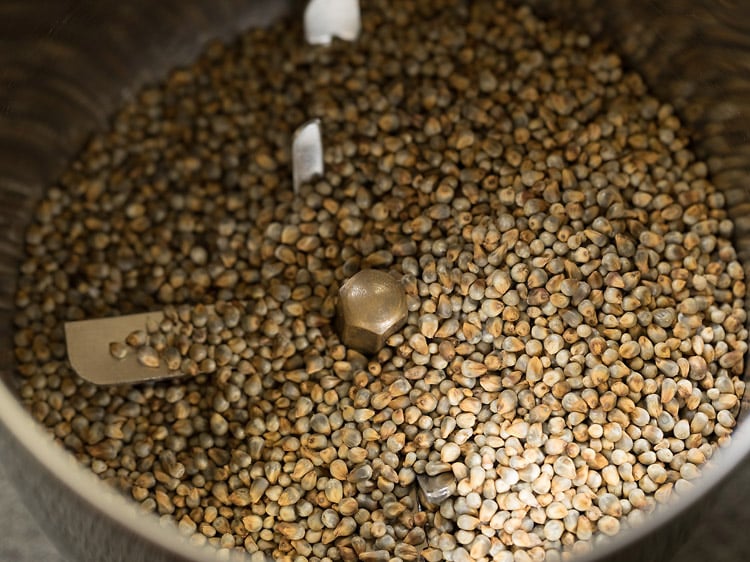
[13,1,747,562]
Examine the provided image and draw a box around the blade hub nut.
[336,269,408,355]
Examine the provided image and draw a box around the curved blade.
[64,311,178,385]
[292,118,324,194]
[304,0,361,45]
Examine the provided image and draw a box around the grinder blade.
[65,311,173,385]
[66,120,324,385]
[292,118,324,194]
[304,0,361,45]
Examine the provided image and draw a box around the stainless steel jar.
[1,2,749,561]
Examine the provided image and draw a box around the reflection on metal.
[417,473,457,507]
[304,0,361,45]
[292,118,324,194]
[65,311,175,385]
[336,269,408,355]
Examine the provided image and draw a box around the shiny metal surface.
[303,0,361,45]
[1,1,750,562]
[292,119,324,194]
[336,269,408,355]
[65,310,172,385]
[418,473,458,507]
